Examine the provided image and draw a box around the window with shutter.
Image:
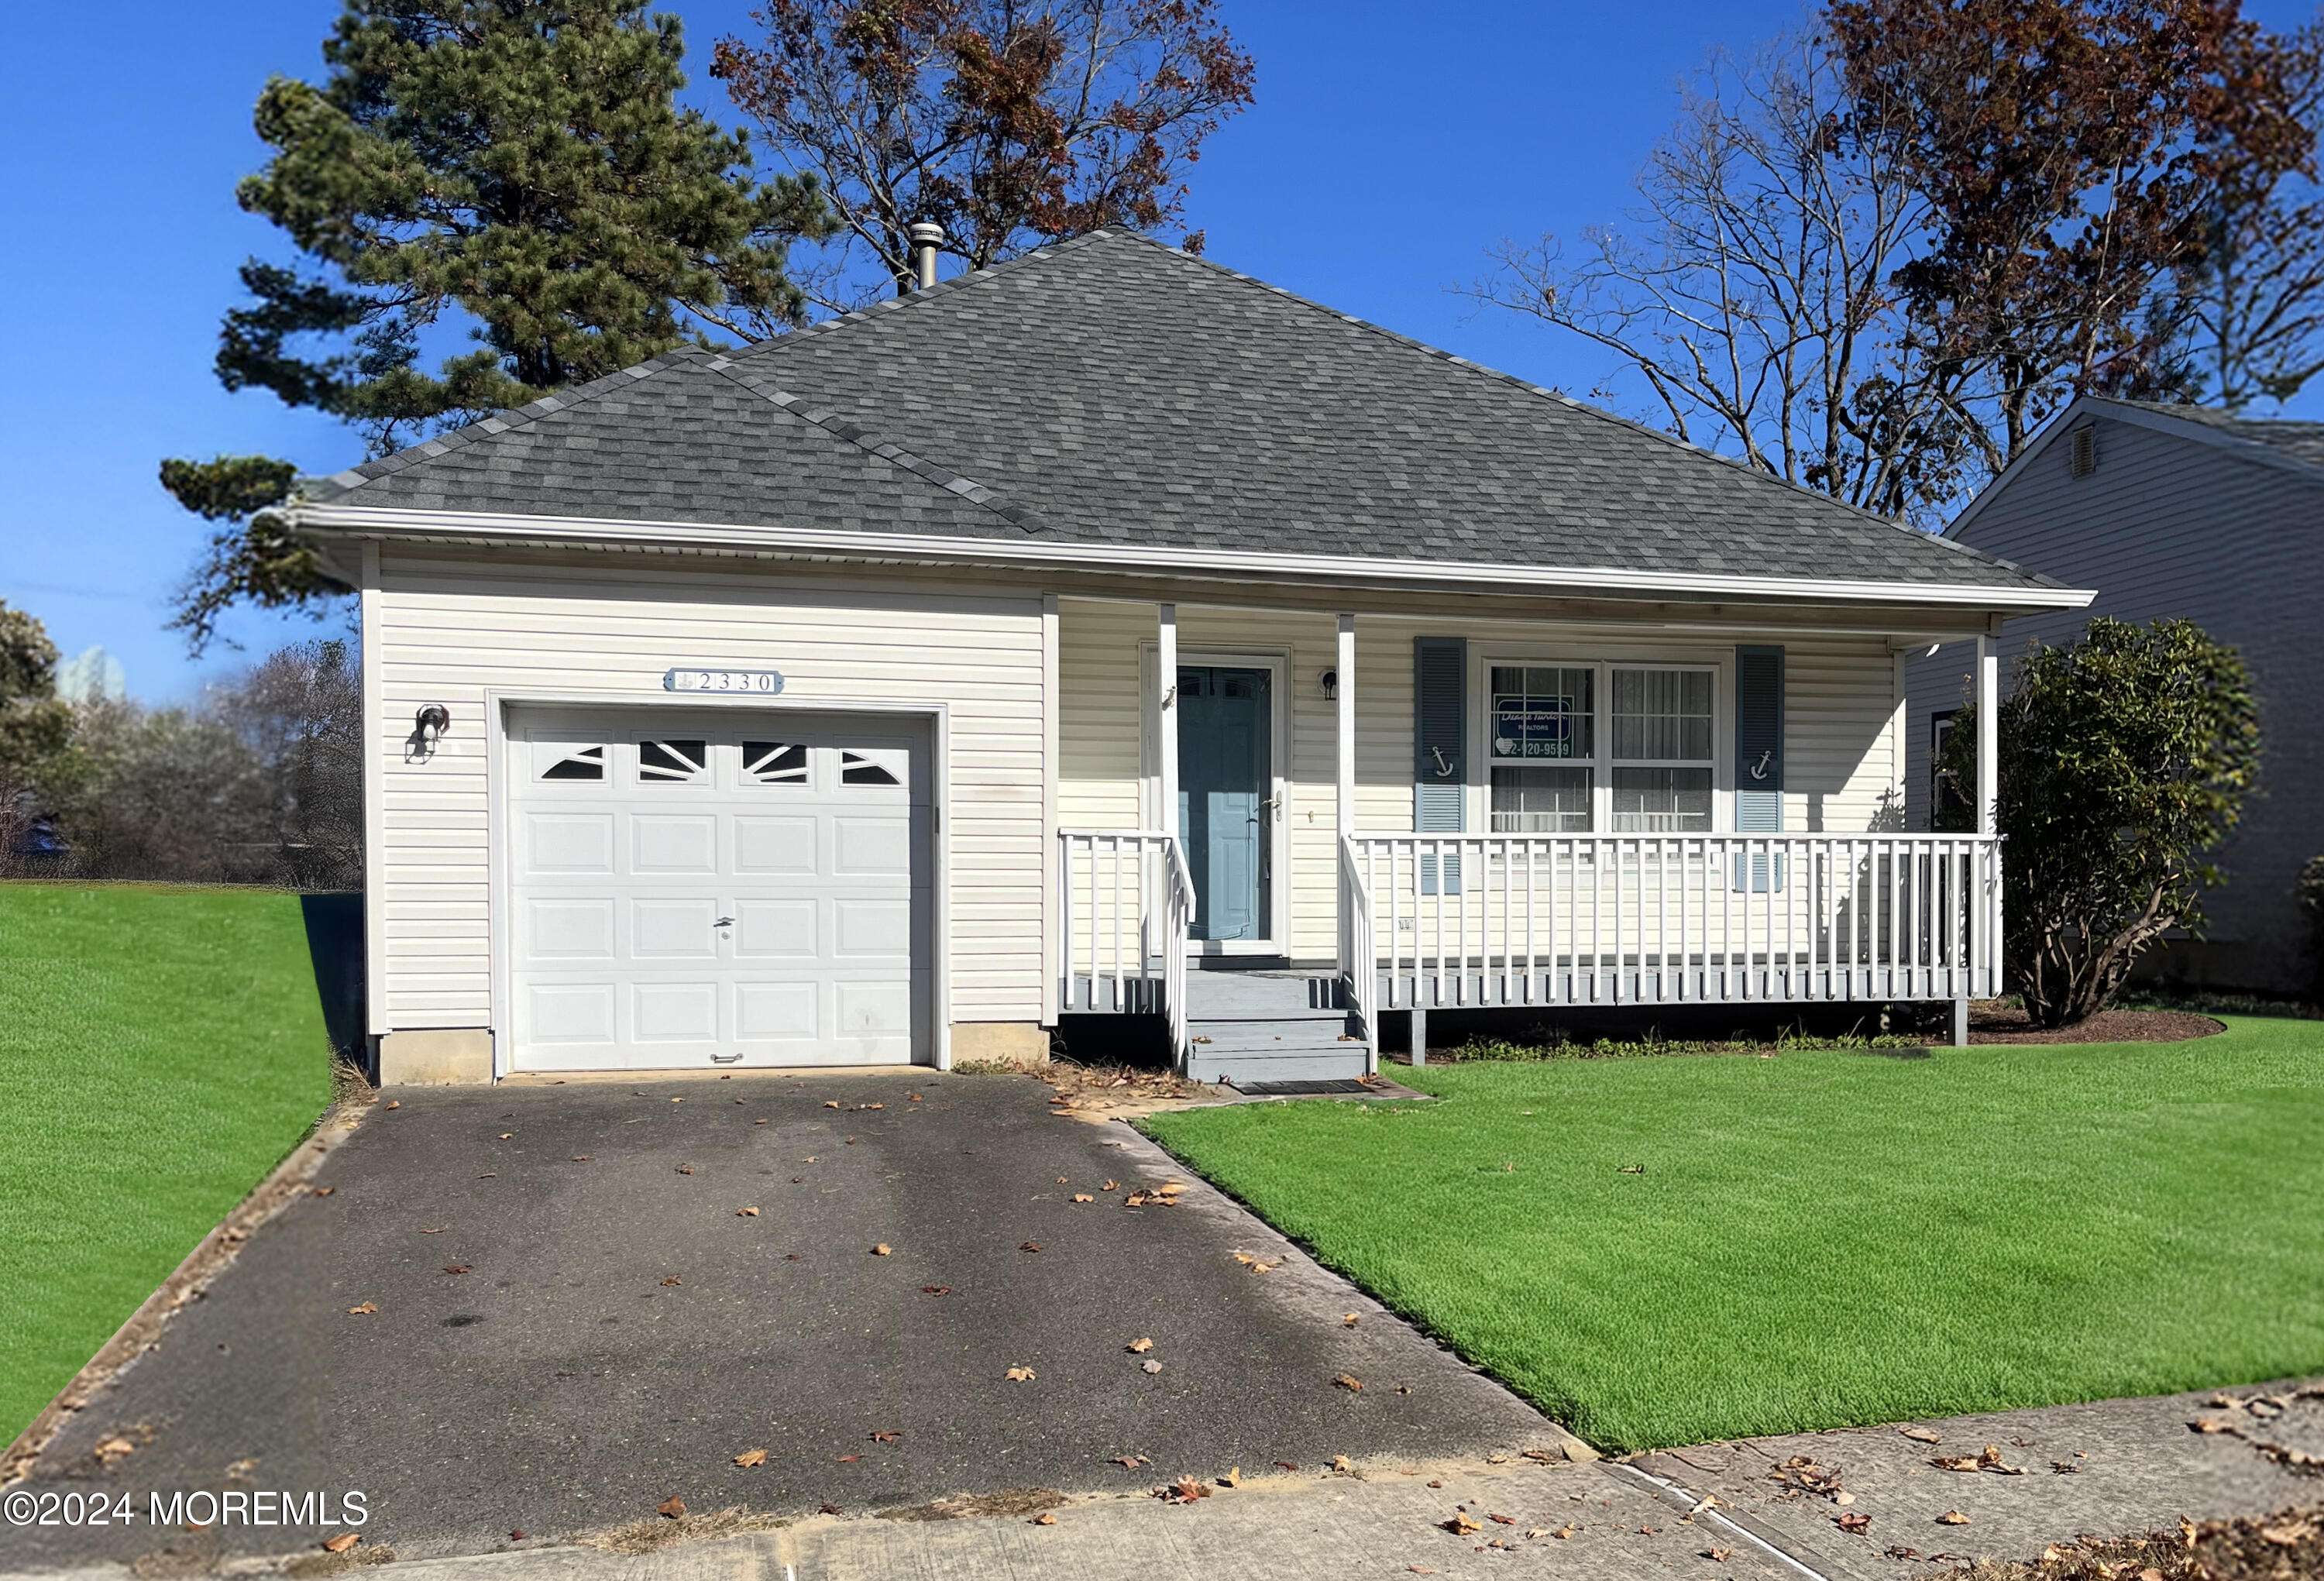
[1734,646,1784,832]
[1414,637,1466,894]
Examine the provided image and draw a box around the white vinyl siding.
[1057,601,1906,963]
[372,551,1046,1031]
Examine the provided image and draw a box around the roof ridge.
[693,355,1054,536]
[312,346,720,497]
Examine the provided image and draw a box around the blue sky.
[5,1,2319,702]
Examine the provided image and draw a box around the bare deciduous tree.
[712,0,1254,309]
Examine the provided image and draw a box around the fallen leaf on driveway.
[94,1438,136,1464]
[1703,1547,1732,1562]
[820,1502,844,1514]
[1900,1427,1942,1443]
[311,1186,335,1197]
[346,1302,376,1315]
[792,1177,804,1183]
[1030,1511,1057,1525]
[1335,1374,1363,1391]
[1936,1510,1970,1525]
[384,1101,399,1110]
[656,1497,686,1519]
[1112,1455,1146,1468]
[476,1173,497,1180]
[870,1430,901,1443]
[1020,1242,1043,1253]
[734,1449,767,1467]
[1408,1568,1439,1575]
[498,1132,512,1140]
[1232,1253,1281,1273]
[1157,1476,1209,1504]
[1072,1194,1093,1203]
[836,1455,861,1463]
[1127,1338,1154,1352]
[737,1207,759,1217]
[1343,1313,1360,1327]
[871,1244,892,1256]
[861,1102,885,1111]
[1102,1180,1119,1191]
[1142,1360,1163,1374]
[2192,1417,2229,1434]
[420,1227,443,1234]
[676,1165,694,1175]
[909,1093,922,1102]
[920,1285,951,1295]
[569,1156,590,1163]
[1443,1512,1480,1535]
[755,1119,769,1126]
[1222,1466,1241,1487]
[1487,1514,1515,1525]
[1836,1511,1872,1534]
[661,1277,682,1287]
[1552,1524,1578,1539]
[442,1265,470,1275]
[1006,1366,1036,1382]
[824,1101,840,1108]
[321,1533,360,1552]
[1056,1177,1069,1184]
[1331,1456,1353,1473]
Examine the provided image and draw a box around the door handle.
[713,916,735,929]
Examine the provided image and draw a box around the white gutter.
[295,502,2097,613]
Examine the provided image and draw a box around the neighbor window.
[1485,662,1717,833]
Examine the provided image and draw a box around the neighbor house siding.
[1906,411,2324,991]
[370,550,1048,1033]
[1057,600,1904,963]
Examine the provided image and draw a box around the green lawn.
[1141,1020,2324,1452]
[0,884,334,1441]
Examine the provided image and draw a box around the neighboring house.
[294,230,2089,1088]
[1905,397,2324,997]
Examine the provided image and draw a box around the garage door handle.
[713,916,735,928]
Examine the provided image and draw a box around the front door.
[1176,665,1272,943]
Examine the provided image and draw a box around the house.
[1904,397,2324,997]
[293,229,2091,1087]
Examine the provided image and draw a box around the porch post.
[1336,615,1356,837]
[1157,604,1178,842]
[1975,634,1998,838]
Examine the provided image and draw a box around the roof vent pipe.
[908,222,944,292]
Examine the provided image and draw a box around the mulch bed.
[1948,1504,2322,1579]
[1968,1004,2224,1045]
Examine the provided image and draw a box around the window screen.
[1490,766,1591,832]
[1611,767,1713,832]
[1611,669,1713,761]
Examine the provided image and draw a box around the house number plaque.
[664,668,786,694]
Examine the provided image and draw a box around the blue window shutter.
[1414,638,1466,831]
[1734,645,1784,833]
[1415,638,1465,895]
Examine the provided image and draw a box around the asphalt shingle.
[317,232,2058,592]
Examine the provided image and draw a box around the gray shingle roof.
[2116,399,2324,471]
[316,230,2057,593]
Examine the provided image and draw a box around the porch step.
[1188,1018,1367,1057]
[1181,971,1347,1019]
[1183,971,1369,1084]
[1188,1043,1372,1084]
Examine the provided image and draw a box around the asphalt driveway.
[2,1071,1554,1569]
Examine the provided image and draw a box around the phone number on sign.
[4,1489,369,1528]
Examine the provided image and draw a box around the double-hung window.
[1487,662,1717,833]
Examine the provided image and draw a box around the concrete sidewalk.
[11,1381,2317,1579]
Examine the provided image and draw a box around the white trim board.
[300,503,2095,613]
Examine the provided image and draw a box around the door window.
[1177,665,1272,941]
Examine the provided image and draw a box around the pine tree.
[163,0,831,651]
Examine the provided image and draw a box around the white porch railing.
[1347,833,2002,1011]
[1056,830,1197,1060]
[1337,836,1378,1071]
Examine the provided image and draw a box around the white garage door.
[507,707,932,1071]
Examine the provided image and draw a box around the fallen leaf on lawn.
[870,1430,901,1443]
[1936,1510,1970,1525]
[837,1454,861,1463]
[1072,1194,1093,1203]
[1020,1241,1043,1253]
[1112,1455,1147,1468]
[1836,1511,1872,1534]
[311,1186,335,1197]
[824,1101,841,1108]
[1901,1426,1942,1444]
[1617,1163,1645,1174]
[321,1533,360,1553]
[1443,1512,1481,1535]
[661,1276,682,1287]
[94,1438,136,1464]
[1030,1511,1057,1525]
[1334,1373,1364,1391]
[734,1449,768,1467]
[1127,1337,1154,1353]
[656,1496,686,1519]
[443,1264,471,1275]
[1006,1366,1036,1382]
[1142,1359,1163,1373]
[871,1243,892,1256]
[346,1302,376,1315]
